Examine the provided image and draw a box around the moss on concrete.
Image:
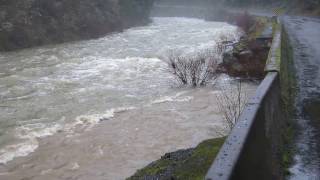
[274,22,282,70]
[279,24,297,177]
[281,123,295,176]
[275,42,282,69]
[265,21,282,72]
[127,137,225,180]
[280,25,297,114]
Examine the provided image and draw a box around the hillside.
[0,0,154,51]
[225,0,320,15]
[154,0,320,16]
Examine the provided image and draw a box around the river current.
[0,17,257,180]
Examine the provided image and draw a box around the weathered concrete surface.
[282,16,320,179]
[265,25,281,71]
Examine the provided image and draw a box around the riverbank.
[0,0,154,51]
[218,14,272,78]
[128,137,225,180]
[153,3,273,78]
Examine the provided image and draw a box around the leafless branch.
[216,80,248,131]
[166,50,219,87]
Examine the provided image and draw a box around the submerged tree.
[166,50,219,87]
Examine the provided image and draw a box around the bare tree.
[216,81,248,131]
[166,50,219,87]
[215,33,230,55]
[215,32,240,55]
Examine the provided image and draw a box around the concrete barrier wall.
[205,23,286,180]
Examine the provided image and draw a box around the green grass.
[127,137,226,180]
[262,17,282,72]
[280,25,297,112]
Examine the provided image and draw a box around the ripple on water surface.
[0,17,252,179]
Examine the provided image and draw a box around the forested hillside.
[226,0,320,15]
[155,0,320,15]
[0,0,154,51]
[225,0,320,6]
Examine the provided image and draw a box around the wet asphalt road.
[282,16,320,180]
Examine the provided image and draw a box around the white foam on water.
[16,123,63,139]
[151,91,193,104]
[69,162,80,170]
[0,121,65,164]
[151,96,194,104]
[0,17,241,169]
[0,138,38,164]
[65,106,136,133]
[176,96,194,102]
[0,106,136,164]
[40,169,53,175]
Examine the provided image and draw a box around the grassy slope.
[127,137,225,180]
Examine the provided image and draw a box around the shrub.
[216,81,248,131]
[166,50,219,87]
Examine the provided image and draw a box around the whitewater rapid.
[0,17,256,180]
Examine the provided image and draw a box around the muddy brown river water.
[0,17,257,180]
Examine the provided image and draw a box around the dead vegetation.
[166,50,220,87]
[163,34,249,132]
[165,33,240,87]
[216,81,248,131]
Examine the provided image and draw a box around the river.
[0,17,257,180]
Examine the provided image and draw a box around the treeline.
[155,0,320,15]
[154,0,222,6]
[225,0,320,7]
[156,0,320,7]
[0,0,154,51]
[226,0,320,15]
